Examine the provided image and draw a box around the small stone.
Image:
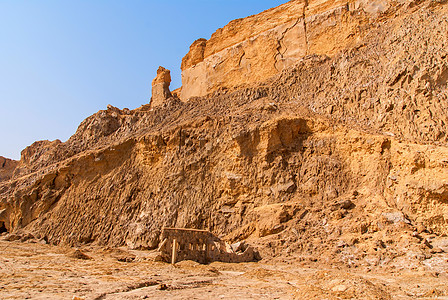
[337,240,347,248]
[69,249,92,260]
[382,211,410,224]
[4,234,21,242]
[340,200,355,210]
[416,222,427,233]
[332,284,348,292]
[264,103,278,111]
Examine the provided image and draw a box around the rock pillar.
[151,66,172,107]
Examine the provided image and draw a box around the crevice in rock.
[178,127,183,152]
[0,221,7,234]
[274,0,309,71]
[237,49,246,67]
[303,0,309,56]
[274,16,301,71]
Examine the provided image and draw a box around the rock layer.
[180,0,397,100]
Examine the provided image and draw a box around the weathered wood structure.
[158,227,258,264]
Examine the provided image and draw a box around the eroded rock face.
[151,66,172,107]
[180,0,306,100]
[0,157,18,182]
[180,0,413,100]
[181,38,207,71]
[0,0,448,269]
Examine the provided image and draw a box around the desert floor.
[1,240,448,299]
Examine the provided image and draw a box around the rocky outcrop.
[151,66,172,107]
[180,0,405,100]
[181,39,207,71]
[180,0,306,100]
[1,0,448,270]
[0,157,18,182]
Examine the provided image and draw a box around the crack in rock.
[274,0,309,71]
[303,0,309,55]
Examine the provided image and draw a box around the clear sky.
[0,0,286,160]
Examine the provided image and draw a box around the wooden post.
[171,239,178,264]
[206,242,212,263]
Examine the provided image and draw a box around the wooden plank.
[171,239,178,264]
[157,238,167,252]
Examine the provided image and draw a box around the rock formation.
[1,0,448,270]
[0,156,18,182]
[151,66,172,107]
[180,0,394,100]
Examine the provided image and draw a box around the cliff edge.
[180,0,394,99]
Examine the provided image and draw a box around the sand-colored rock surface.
[180,0,408,99]
[1,0,448,297]
[151,66,173,107]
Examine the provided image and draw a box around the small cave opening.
[0,222,7,234]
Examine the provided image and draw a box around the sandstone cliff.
[1,0,448,269]
[180,0,395,100]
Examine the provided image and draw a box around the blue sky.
[0,1,286,160]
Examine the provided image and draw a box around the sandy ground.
[1,240,448,300]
